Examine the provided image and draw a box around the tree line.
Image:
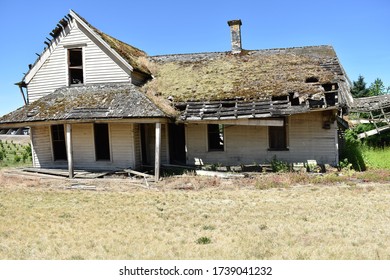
[351,75,389,98]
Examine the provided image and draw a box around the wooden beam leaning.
[65,124,74,179]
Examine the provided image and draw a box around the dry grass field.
[0,169,390,260]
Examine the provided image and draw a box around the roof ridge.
[149,45,335,58]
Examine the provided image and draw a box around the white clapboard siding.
[32,123,137,171]
[110,123,135,169]
[28,20,130,103]
[186,123,268,165]
[30,126,53,168]
[288,111,337,164]
[70,123,136,170]
[71,123,95,166]
[186,111,338,166]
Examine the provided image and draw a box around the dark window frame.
[94,123,111,161]
[68,48,84,85]
[51,124,67,161]
[268,119,289,151]
[207,124,224,151]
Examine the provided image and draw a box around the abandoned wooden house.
[0,10,355,178]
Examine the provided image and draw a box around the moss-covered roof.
[145,45,345,102]
[0,84,168,126]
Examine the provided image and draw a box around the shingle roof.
[0,84,168,125]
[145,45,347,103]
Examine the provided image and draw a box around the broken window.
[289,92,300,106]
[268,119,288,150]
[208,124,224,151]
[51,124,67,160]
[94,123,110,160]
[68,48,84,85]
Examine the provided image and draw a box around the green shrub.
[340,130,366,171]
[14,155,21,163]
[25,144,32,155]
[196,236,211,245]
[270,156,289,173]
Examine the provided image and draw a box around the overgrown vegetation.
[146,47,336,102]
[0,140,32,168]
[340,75,390,170]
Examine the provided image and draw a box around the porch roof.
[0,83,169,126]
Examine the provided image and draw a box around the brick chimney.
[227,19,242,54]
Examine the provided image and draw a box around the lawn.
[1,170,390,260]
[362,146,390,169]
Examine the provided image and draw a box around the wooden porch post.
[65,124,74,179]
[155,122,161,181]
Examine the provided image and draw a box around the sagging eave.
[0,117,170,129]
[14,81,28,105]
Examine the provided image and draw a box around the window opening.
[289,92,300,106]
[269,120,288,150]
[208,124,224,151]
[68,48,83,85]
[51,124,67,160]
[94,123,110,160]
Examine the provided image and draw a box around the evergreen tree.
[351,75,370,98]
[368,78,386,96]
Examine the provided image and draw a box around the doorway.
[169,124,186,164]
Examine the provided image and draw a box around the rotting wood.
[195,170,246,178]
[22,167,109,179]
[66,184,97,190]
[124,169,154,178]
[124,169,155,188]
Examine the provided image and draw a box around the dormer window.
[68,48,84,85]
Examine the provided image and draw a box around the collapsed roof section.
[145,45,352,121]
[348,94,390,138]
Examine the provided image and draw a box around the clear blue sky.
[0,0,389,116]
